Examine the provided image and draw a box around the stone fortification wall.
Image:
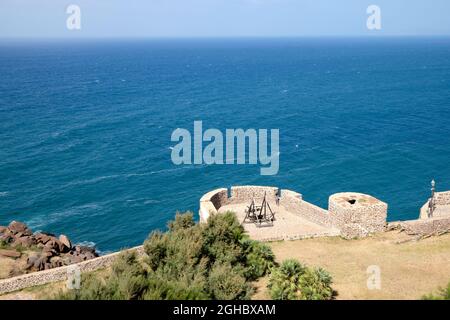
[199,186,450,240]
[199,188,228,223]
[434,191,450,206]
[0,246,144,295]
[199,186,279,223]
[420,191,450,219]
[388,216,450,237]
[199,187,390,239]
[229,186,278,204]
[328,193,388,239]
[280,190,332,228]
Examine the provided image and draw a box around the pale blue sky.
[1,0,450,38]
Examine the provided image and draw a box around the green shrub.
[422,282,450,300]
[208,262,251,300]
[0,239,8,249]
[53,211,275,300]
[299,267,334,300]
[56,251,148,300]
[168,211,196,231]
[240,238,275,280]
[268,259,334,300]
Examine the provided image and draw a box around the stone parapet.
[280,190,332,228]
[0,246,144,295]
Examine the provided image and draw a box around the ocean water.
[0,38,449,252]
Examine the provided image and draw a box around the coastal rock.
[68,245,99,262]
[44,239,63,255]
[1,220,100,274]
[0,233,13,243]
[35,233,53,245]
[42,247,57,258]
[26,254,40,270]
[8,221,31,235]
[12,235,36,248]
[32,255,49,271]
[59,234,72,251]
[0,249,21,258]
[50,257,64,268]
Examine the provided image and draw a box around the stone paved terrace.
[218,202,340,241]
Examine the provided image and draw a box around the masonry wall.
[198,186,449,241]
[434,191,450,206]
[229,186,278,204]
[0,246,144,295]
[328,193,388,239]
[389,216,450,236]
[280,190,332,228]
[420,191,450,219]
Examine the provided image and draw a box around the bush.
[422,282,450,300]
[56,251,148,300]
[53,211,275,300]
[0,239,8,249]
[240,238,275,280]
[268,259,334,300]
[208,262,251,300]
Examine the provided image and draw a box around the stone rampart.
[388,216,450,236]
[0,246,144,295]
[280,190,332,228]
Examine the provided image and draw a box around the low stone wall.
[280,190,332,228]
[199,186,279,223]
[199,188,228,223]
[420,191,450,219]
[0,246,144,295]
[229,186,278,204]
[388,216,450,236]
[199,186,450,240]
[420,201,430,219]
[435,191,450,206]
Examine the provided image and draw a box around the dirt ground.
[253,231,450,300]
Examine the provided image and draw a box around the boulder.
[26,254,40,270]
[77,245,97,255]
[43,248,56,258]
[0,233,13,243]
[43,238,64,254]
[35,233,54,244]
[43,241,61,256]
[0,249,21,258]
[67,254,83,264]
[59,234,72,251]
[33,255,49,271]
[12,235,36,248]
[8,221,31,235]
[0,226,7,233]
[50,257,64,268]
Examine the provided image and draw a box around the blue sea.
[0,38,449,252]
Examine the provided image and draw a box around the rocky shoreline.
[0,221,99,276]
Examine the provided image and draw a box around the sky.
[1,0,450,38]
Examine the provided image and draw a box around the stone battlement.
[199,185,450,241]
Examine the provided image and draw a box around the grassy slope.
[253,231,450,300]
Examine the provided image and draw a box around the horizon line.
[2,34,450,41]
